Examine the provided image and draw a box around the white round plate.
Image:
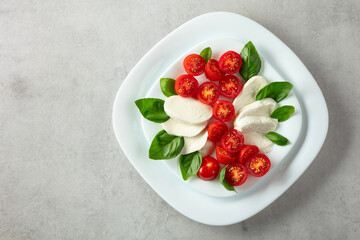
[113,12,328,225]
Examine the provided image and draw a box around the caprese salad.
[135,42,295,191]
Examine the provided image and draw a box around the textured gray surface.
[1,0,359,239]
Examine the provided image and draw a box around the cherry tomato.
[174,74,198,97]
[197,82,220,105]
[197,157,220,181]
[221,129,244,153]
[183,54,205,76]
[225,162,248,186]
[216,145,237,164]
[218,51,243,74]
[239,145,259,164]
[212,100,235,122]
[208,122,228,142]
[205,59,226,81]
[219,75,243,98]
[245,153,271,177]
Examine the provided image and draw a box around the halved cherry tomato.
[221,129,244,153]
[239,145,259,164]
[245,153,271,177]
[218,51,243,74]
[225,162,248,186]
[174,74,198,97]
[183,54,205,76]
[219,75,243,98]
[197,157,220,181]
[197,82,220,105]
[208,122,228,142]
[205,59,226,81]
[216,145,237,164]
[212,100,235,122]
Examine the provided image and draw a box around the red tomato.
[197,157,220,181]
[216,145,237,164]
[197,82,220,105]
[212,100,235,122]
[245,153,271,177]
[225,162,248,186]
[218,51,243,74]
[219,75,243,98]
[221,129,244,153]
[205,59,226,81]
[174,74,198,97]
[208,122,228,142]
[239,145,259,164]
[183,54,205,76]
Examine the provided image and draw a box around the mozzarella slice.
[164,96,213,124]
[237,98,277,120]
[242,132,274,153]
[199,140,215,157]
[161,118,207,137]
[181,129,208,155]
[234,116,278,133]
[232,75,268,114]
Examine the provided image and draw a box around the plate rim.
[112,11,329,225]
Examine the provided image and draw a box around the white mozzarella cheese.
[234,116,278,133]
[164,96,213,124]
[162,118,207,137]
[198,140,215,157]
[242,132,274,153]
[237,98,277,119]
[181,129,208,155]
[232,75,268,114]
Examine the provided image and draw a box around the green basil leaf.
[149,130,184,160]
[271,105,295,122]
[265,132,290,146]
[256,82,293,102]
[239,41,262,81]
[219,165,235,192]
[135,98,170,123]
[160,78,177,97]
[179,151,202,181]
[200,47,212,63]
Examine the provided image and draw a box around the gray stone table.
[1,0,359,239]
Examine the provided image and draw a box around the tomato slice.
[205,59,226,81]
[208,122,228,142]
[174,74,198,97]
[212,100,235,122]
[245,153,271,177]
[239,145,259,164]
[219,75,243,98]
[218,51,243,74]
[197,82,220,105]
[197,157,220,181]
[216,145,237,164]
[221,129,244,153]
[183,54,205,76]
[225,162,248,186]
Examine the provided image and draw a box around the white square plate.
[112,12,328,225]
